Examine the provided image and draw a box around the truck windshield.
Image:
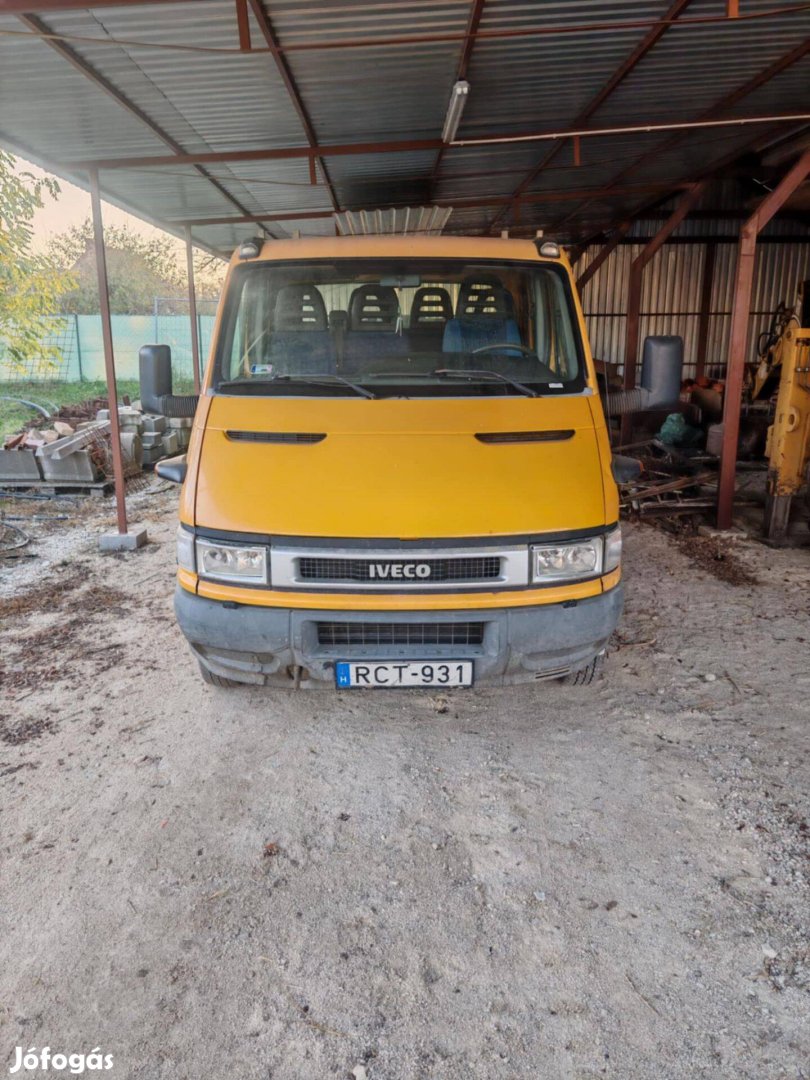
[215,259,585,397]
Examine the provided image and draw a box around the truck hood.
[194,394,608,539]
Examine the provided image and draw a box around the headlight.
[531,537,602,583]
[195,537,268,584]
[604,526,622,573]
[176,525,195,572]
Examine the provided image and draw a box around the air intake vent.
[225,431,325,444]
[475,430,574,444]
[317,622,485,647]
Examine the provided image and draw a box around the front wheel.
[198,661,241,689]
[562,654,605,686]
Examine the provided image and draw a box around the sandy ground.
[1,488,809,1079]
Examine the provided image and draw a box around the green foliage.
[50,218,224,315]
[0,151,74,376]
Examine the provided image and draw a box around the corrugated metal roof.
[0,0,807,257]
[336,205,453,235]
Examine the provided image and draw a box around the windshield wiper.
[221,374,375,399]
[432,368,537,398]
[274,374,375,398]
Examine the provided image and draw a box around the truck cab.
[165,234,622,689]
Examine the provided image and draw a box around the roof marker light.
[238,237,263,260]
[442,81,470,144]
[537,240,561,258]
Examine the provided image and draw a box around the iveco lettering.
[155,235,623,689]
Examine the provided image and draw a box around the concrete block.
[174,427,192,449]
[120,432,142,467]
[40,449,99,483]
[99,526,148,552]
[96,407,142,427]
[141,446,163,465]
[0,448,43,481]
[161,431,179,455]
[168,417,193,429]
[141,432,163,448]
[142,414,167,433]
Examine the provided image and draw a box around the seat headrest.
[349,285,400,332]
[274,284,328,331]
[457,277,514,318]
[410,286,453,327]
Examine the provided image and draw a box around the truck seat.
[343,285,410,372]
[267,284,334,373]
[408,286,453,349]
[442,277,522,356]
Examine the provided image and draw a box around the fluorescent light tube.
[441,81,470,144]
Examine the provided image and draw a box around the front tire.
[562,653,605,686]
[198,661,241,688]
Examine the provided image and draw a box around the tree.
[0,150,73,376]
[50,219,225,315]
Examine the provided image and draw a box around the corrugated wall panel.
[579,240,810,381]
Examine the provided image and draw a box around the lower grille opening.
[317,621,485,647]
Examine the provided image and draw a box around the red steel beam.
[551,38,810,234]
[576,221,631,291]
[64,112,810,172]
[567,117,810,251]
[89,169,127,536]
[235,0,251,51]
[4,2,807,45]
[18,12,273,236]
[716,147,810,529]
[246,0,339,213]
[489,0,695,230]
[621,182,706,441]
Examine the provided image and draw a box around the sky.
[15,154,174,254]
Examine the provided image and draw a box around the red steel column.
[716,147,810,528]
[694,240,717,380]
[185,227,201,394]
[89,169,127,535]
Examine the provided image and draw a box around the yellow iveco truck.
[154,235,622,689]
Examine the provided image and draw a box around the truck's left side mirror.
[156,454,188,484]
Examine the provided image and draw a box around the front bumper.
[175,583,624,688]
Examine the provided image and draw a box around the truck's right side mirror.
[611,454,642,484]
[156,454,188,484]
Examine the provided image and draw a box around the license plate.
[335,660,473,689]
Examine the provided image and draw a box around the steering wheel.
[472,343,537,358]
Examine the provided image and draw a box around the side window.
[228,275,270,377]
[535,273,577,378]
[229,303,247,378]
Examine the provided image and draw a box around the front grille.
[299,556,500,583]
[317,622,485,647]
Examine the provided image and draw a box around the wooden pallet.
[0,477,113,497]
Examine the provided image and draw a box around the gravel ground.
[1,490,808,1079]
